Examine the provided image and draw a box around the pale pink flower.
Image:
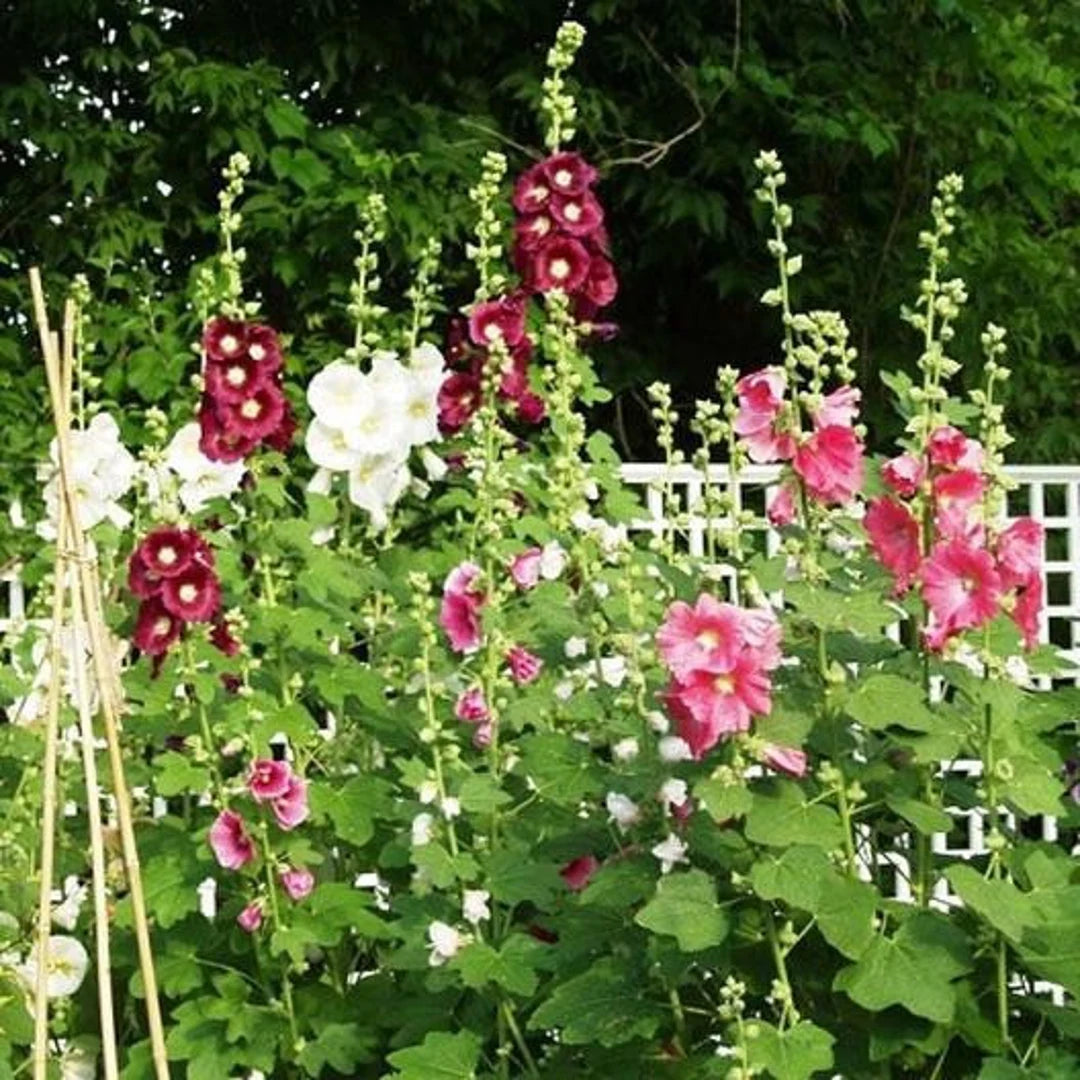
[439,562,486,654]
[506,646,543,685]
[740,607,783,671]
[237,901,263,933]
[248,759,292,802]
[793,425,864,505]
[881,453,924,498]
[209,810,255,870]
[762,744,809,778]
[811,385,860,429]
[472,721,493,749]
[560,855,598,893]
[280,867,315,901]
[921,539,1003,649]
[933,469,985,541]
[271,775,309,831]
[510,547,543,590]
[767,482,798,527]
[454,687,489,724]
[996,518,1043,590]
[865,497,922,593]
[734,369,796,463]
[656,594,745,679]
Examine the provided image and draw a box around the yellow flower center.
[157,545,177,566]
[714,674,736,695]
[178,583,198,604]
[240,399,262,419]
[696,629,721,649]
[226,365,247,387]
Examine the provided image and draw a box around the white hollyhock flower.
[307,468,334,496]
[605,792,640,831]
[400,365,444,447]
[462,889,491,926]
[659,736,693,763]
[659,778,688,809]
[420,447,448,481]
[411,813,435,847]
[307,360,371,430]
[59,1040,97,1080]
[648,711,670,734]
[306,420,366,472]
[539,542,567,580]
[612,737,639,763]
[441,797,461,820]
[164,422,245,512]
[652,834,689,874]
[409,342,446,373]
[52,876,88,931]
[564,636,588,659]
[427,921,467,966]
[20,934,89,998]
[347,453,410,530]
[417,780,439,805]
[598,656,627,688]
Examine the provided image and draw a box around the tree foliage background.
[2,0,1079,556]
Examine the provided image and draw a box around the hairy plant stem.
[259,827,300,1060]
[763,906,797,1030]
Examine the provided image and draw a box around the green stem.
[763,907,797,1030]
[261,828,300,1052]
[501,999,540,1078]
[997,935,1011,1053]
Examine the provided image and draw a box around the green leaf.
[634,869,729,952]
[518,733,600,806]
[750,845,830,912]
[844,674,938,732]
[815,874,877,960]
[695,778,752,823]
[485,849,562,908]
[785,583,896,636]
[264,98,309,140]
[298,1022,376,1075]
[886,795,953,835]
[153,751,211,797]
[745,782,844,850]
[747,1020,836,1080]
[458,774,511,814]
[945,865,1036,942]
[385,1030,481,1080]
[455,939,538,997]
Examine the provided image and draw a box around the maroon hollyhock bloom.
[161,562,221,623]
[516,392,547,426]
[497,341,532,401]
[222,384,287,442]
[210,616,241,657]
[199,403,256,463]
[514,212,556,253]
[542,152,597,196]
[468,295,527,348]
[583,256,618,308]
[133,597,183,656]
[203,317,248,362]
[437,371,482,434]
[560,854,599,892]
[204,354,271,404]
[263,399,297,453]
[137,526,195,578]
[128,553,162,599]
[549,191,604,238]
[244,324,283,373]
[531,235,590,294]
[512,162,553,214]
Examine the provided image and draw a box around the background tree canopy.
[2,0,1078,555]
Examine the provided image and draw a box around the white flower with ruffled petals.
[307,360,371,430]
[19,934,89,998]
[427,921,468,966]
[164,422,245,512]
[651,834,688,875]
[348,453,410,530]
[462,890,491,926]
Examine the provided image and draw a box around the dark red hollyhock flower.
[516,392,547,426]
[498,340,533,401]
[189,530,216,570]
[549,191,604,238]
[161,562,221,623]
[437,371,482,434]
[527,923,559,945]
[512,162,553,214]
[199,403,256,463]
[222,384,287,442]
[514,212,556,253]
[560,854,599,892]
[244,324,284,373]
[203,317,248,363]
[136,526,195,578]
[468,295,527,349]
[263,398,297,453]
[583,256,618,308]
[204,354,272,405]
[211,616,241,657]
[542,152,597,196]
[445,315,473,367]
[128,553,161,600]
[531,235,591,294]
[133,597,184,656]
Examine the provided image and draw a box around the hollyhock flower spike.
[882,453,925,498]
[468,295,527,348]
[132,598,183,656]
[996,518,1044,589]
[209,809,256,870]
[248,759,293,802]
[542,151,598,196]
[440,562,487,653]
[272,775,309,831]
[203,317,248,362]
[793,425,864,505]
[865,497,922,593]
[160,562,221,623]
[136,526,195,579]
[933,469,985,541]
[531,235,591,294]
[811,385,861,429]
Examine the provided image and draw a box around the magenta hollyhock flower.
[236,901,264,932]
[515,212,556,252]
[531,235,591,293]
[244,324,284,373]
[437,371,482,434]
[135,526,195,579]
[454,687,490,724]
[740,606,783,672]
[272,775,309,831]
[472,721,493,749]
[921,539,1003,648]
[209,809,256,870]
[794,425,864,505]
[549,191,604,237]
[203,317,248,363]
[733,369,795,463]
[496,342,532,401]
[996,518,1044,590]
[210,616,241,657]
[132,597,183,656]
[1010,574,1043,649]
[160,562,221,623]
[865,497,922,593]
[439,562,486,654]
[582,256,618,308]
[762,744,809,779]
[767,482,798,527]
[516,392,547,425]
[811,385,861,429]
[128,553,163,600]
[560,854,599,893]
[248,759,293,802]
[542,152,598,196]
[882,453,925,498]
[512,162,553,214]
[204,354,271,405]
[933,469,985,541]
[510,547,543,590]
[927,425,968,468]
[468,295,527,348]
[506,646,543,685]
[656,594,745,679]
[280,867,315,901]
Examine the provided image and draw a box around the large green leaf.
[634,868,729,952]
[384,1030,481,1080]
[747,1020,836,1080]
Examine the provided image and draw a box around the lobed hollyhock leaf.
[744,782,845,850]
[484,849,563,908]
[384,1029,482,1079]
[884,794,953,835]
[842,674,939,733]
[634,869,729,952]
[153,750,212,797]
[518,733,603,806]
[578,857,656,909]
[749,844,830,912]
[454,940,539,997]
[297,1021,377,1075]
[745,1020,836,1080]
[815,874,877,960]
[695,778,752,824]
[457,774,512,814]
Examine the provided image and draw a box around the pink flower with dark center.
[531,235,591,294]
[272,775,309,831]
[811,386,861,429]
[244,324,284,373]
[439,562,486,653]
[248,759,293,802]
[510,548,543,590]
[516,392,547,425]
[582,256,618,308]
[921,539,1003,648]
[506,646,543,685]
[203,317,248,363]
[468,295,527,348]
[437,372,482,434]
[160,563,221,623]
[996,518,1043,590]
[560,854,599,892]
[221,384,287,442]
[237,901,263,932]
[656,594,745,679]
[209,809,256,870]
[865,497,922,593]
[132,597,183,656]
[762,744,809,779]
[1010,573,1043,649]
[515,213,555,252]
[204,354,270,405]
[549,191,604,237]
[512,162,553,214]
[454,687,489,724]
[882,453,925,498]
[542,152,598,196]
[794,425,864,505]
[767,482,798,527]
[280,867,315,901]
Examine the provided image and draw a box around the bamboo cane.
[29,269,171,1079]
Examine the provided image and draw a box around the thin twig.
[458,118,540,161]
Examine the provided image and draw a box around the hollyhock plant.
[882,452,925,498]
[209,810,256,870]
[468,295,527,347]
[656,595,745,679]
[996,518,1044,589]
[531,235,591,294]
[160,562,221,623]
[237,901,264,933]
[271,775,309,831]
[454,687,489,724]
[506,646,543,685]
[248,759,293,802]
[559,855,598,892]
[733,369,795,463]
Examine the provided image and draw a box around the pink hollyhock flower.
[506,646,543,685]
[516,392,547,425]
[472,721,493,749]
[132,597,183,656]
[865,497,922,592]
[512,162,553,214]
[921,539,1003,647]
[222,384,287,442]
[510,547,543,590]
[767,482,798,527]
[203,317,247,362]
[812,386,861,429]
[531,235,591,294]
[656,594,745,679]
[560,854,599,893]
[272,775,309,831]
[733,369,795,463]
[468,295,527,348]
[161,563,221,623]
[1010,574,1043,649]
[244,324,284,372]
[209,809,256,870]
[236,901,263,932]
[933,469,985,541]
[550,191,604,237]
[248,759,293,802]
[583,256,618,308]
[515,212,556,252]
[439,562,486,654]
[280,867,315,901]
[437,371,482,434]
[204,354,271,405]
[454,687,489,724]
[740,606,783,671]
[996,518,1043,589]
[928,426,983,472]
[136,527,195,579]
[542,152,598,196]
[762,744,809,779]
[882,453,925,498]
[794,425,864,505]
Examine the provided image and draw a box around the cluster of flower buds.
[199,317,295,462]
